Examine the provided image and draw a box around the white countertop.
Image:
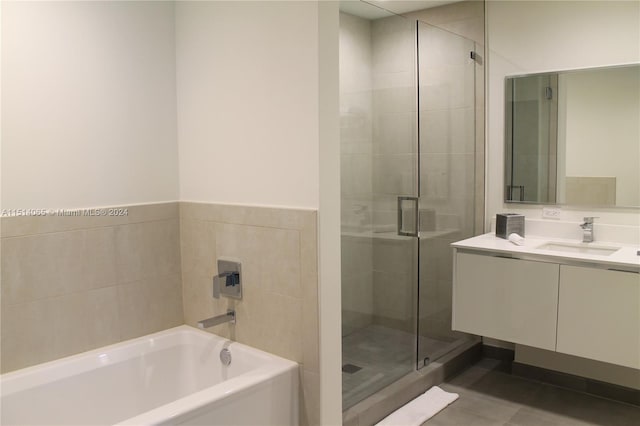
[452,233,640,269]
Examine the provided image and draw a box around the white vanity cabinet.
[556,265,640,369]
[453,252,560,351]
[453,245,640,369]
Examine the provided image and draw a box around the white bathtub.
[0,325,299,425]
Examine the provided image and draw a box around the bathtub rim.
[1,325,299,425]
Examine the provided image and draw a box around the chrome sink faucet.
[580,217,597,243]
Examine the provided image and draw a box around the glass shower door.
[340,7,418,409]
[416,22,477,368]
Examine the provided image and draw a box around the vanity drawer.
[453,252,560,351]
[557,265,640,369]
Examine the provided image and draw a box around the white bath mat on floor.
[374,385,459,426]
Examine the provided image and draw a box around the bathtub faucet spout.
[197,310,236,328]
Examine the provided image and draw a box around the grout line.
[180,216,309,233]
[1,216,180,239]
[1,273,183,309]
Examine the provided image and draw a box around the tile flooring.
[343,324,457,410]
[423,359,640,426]
[342,325,415,410]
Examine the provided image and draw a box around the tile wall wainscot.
[1,202,184,373]
[179,202,319,426]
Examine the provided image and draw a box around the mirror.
[504,64,640,207]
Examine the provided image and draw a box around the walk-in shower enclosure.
[340,2,481,409]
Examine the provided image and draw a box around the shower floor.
[342,324,457,409]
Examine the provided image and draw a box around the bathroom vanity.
[451,231,640,369]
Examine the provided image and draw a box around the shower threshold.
[342,337,481,426]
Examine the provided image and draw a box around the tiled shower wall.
[339,10,418,337]
[339,11,375,336]
[369,13,418,335]
[340,11,374,231]
[0,203,183,372]
[407,0,486,234]
[370,13,417,230]
[1,201,320,425]
[340,0,485,344]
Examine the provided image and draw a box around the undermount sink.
[536,242,621,256]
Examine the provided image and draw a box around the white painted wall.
[487,0,640,226]
[1,1,179,209]
[175,1,320,209]
[3,0,325,211]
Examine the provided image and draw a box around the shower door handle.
[397,196,419,237]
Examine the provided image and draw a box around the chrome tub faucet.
[197,310,236,329]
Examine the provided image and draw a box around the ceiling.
[339,0,465,20]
